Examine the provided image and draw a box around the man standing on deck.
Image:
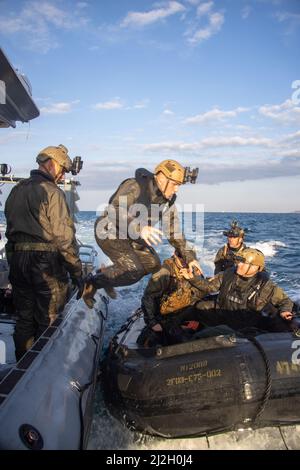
[5,144,83,360]
[83,160,201,308]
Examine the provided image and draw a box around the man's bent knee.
[143,255,161,275]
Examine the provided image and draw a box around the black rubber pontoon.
[104,311,300,438]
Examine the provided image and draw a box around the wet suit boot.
[82,270,117,309]
[82,282,97,309]
[98,264,117,300]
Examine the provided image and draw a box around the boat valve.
[19,424,43,450]
[70,380,82,392]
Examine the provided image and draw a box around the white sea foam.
[249,241,286,258]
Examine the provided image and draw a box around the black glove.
[73,276,84,300]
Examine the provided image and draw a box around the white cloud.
[0,131,32,144]
[280,130,300,143]
[184,106,249,125]
[133,99,149,109]
[274,10,300,35]
[275,11,300,24]
[275,11,300,22]
[98,0,223,47]
[241,6,251,19]
[40,100,80,114]
[197,2,214,17]
[185,0,200,5]
[200,135,273,148]
[163,109,174,115]
[121,1,186,28]
[259,99,300,125]
[188,11,224,44]
[92,98,149,111]
[275,149,300,158]
[0,1,89,52]
[76,2,88,9]
[93,98,124,110]
[143,135,274,153]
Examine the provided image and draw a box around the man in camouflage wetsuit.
[214,220,247,274]
[5,145,83,360]
[191,248,295,332]
[84,160,201,307]
[140,250,205,343]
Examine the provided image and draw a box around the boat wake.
[251,240,286,258]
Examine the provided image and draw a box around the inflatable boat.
[0,244,108,450]
[103,308,300,438]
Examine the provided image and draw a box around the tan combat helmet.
[234,248,265,272]
[36,144,72,172]
[154,160,185,184]
[223,220,245,238]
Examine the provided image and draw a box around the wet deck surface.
[134,425,300,450]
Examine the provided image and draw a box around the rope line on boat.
[249,336,272,425]
[114,308,143,356]
[279,426,289,450]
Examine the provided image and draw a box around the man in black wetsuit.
[5,145,83,359]
[83,160,201,307]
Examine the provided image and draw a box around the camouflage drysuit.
[93,168,195,289]
[5,170,82,360]
[190,267,294,332]
[214,242,246,274]
[142,256,205,328]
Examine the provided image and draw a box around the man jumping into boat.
[83,160,201,308]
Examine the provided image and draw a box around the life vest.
[218,268,274,312]
[223,243,245,260]
[159,258,194,315]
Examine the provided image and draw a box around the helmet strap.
[41,159,63,183]
[155,173,168,197]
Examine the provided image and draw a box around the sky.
[0,0,299,212]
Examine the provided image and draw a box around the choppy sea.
[73,211,300,450]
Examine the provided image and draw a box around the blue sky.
[0,0,299,211]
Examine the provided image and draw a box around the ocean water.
[74,211,300,450]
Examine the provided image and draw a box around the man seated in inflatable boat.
[192,248,296,333]
[214,220,247,274]
[139,249,207,346]
[139,248,298,346]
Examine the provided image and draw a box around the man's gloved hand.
[73,276,85,300]
[188,259,203,276]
